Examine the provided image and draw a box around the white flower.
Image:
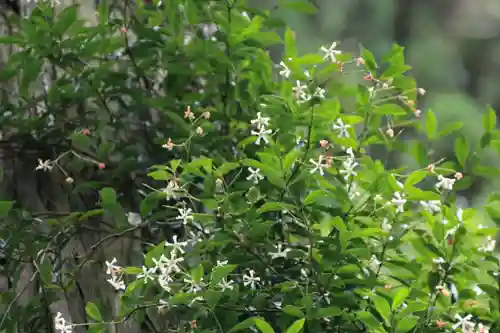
[157,299,169,311]
[183,277,205,293]
[278,61,291,78]
[165,235,188,254]
[176,206,193,225]
[246,167,264,184]
[309,155,327,176]
[268,243,291,260]
[479,236,496,252]
[332,118,351,138]
[369,255,381,271]
[452,314,474,332]
[292,80,308,96]
[433,257,445,264]
[153,252,184,276]
[251,127,272,145]
[391,192,407,213]
[381,218,392,232]
[435,175,455,191]
[105,258,126,291]
[297,92,312,103]
[217,277,235,291]
[478,323,490,333]
[36,159,53,172]
[313,87,326,99]
[126,212,142,226]
[473,285,484,295]
[161,180,180,200]
[348,182,361,199]
[137,265,156,284]
[250,112,270,130]
[320,42,342,62]
[340,158,358,181]
[54,312,72,333]
[420,200,441,214]
[188,296,204,307]
[105,258,121,275]
[158,273,173,292]
[243,269,261,290]
[107,275,126,291]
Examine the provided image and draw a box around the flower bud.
[65,177,74,184]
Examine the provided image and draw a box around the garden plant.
[0,1,500,333]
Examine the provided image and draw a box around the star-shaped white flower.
[435,175,455,191]
[278,61,291,78]
[243,269,261,290]
[320,42,342,62]
[310,155,327,176]
[420,200,441,214]
[452,314,474,332]
[176,206,194,225]
[251,127,272,145]
[332,118,351,138]
[268,243,291,260]
[250,112,270,130]
[36,159,53,172]
[391,192,407,213]
[313,87,326,99]
[246,167,264,184]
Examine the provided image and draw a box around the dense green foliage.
[1,1,500,333]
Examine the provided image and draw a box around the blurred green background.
[254,0,500,211]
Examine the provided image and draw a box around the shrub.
[0,1,499,333]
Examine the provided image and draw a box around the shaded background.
[255,0,500,211]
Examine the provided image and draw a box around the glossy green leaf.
[86,302,103,321]
[285,318,305,333]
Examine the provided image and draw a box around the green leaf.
[455,136,469,167]
[373,104,406,116]
[254,317,275,333]
[484,107,496,132]
[425,110,437,139]
[210,264,237,287]
[70,132,92,150]
[228,317,259,333]
[257,202,295,213]
[215,162,240,177]
[99,188,117,207]
[247,31,282,47]
[314,307,342,318]
[392,287,410,310]
[395,315,419,333]
[404,170,427,190]
[285,318,305,333]
[191,264,204,283]
[437,121,463,137]
[284,27,297,59]
[283,305,305,318]
[304,189,328,205]
[148,170,171,180]
[122,266,143,275]
[485,201,500,227]
[86,302,103,321]
[360,45,377,73]
[53,5,78,35]
[282,1,318,14]
[283,149,302,172]
[356,311,384,332]
[0,201,13,218]
[370,294,391,323]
